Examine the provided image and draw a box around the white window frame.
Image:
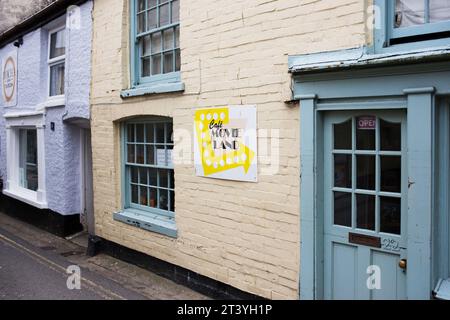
[47,26,66,102]
[3,112,47,209]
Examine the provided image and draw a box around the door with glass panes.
[323,110,407,299]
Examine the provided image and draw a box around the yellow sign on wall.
[194,106,257,182]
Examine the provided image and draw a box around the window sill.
[3,188,48,209]
[113,208,178,238]
[36,96,65,110]
[121,82,185,98]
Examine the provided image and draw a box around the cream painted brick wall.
[90,0,368,299]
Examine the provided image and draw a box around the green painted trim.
[114,209,178,238]
[121,81,184,98]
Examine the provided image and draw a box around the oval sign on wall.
[2,50,18,107]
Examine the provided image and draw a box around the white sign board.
[2,50,18,107]
[194,105,257,182]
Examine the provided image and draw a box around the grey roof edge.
[289,45,450,74]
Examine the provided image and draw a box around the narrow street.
[0,213,208,300]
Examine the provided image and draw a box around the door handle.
[399,259,407,270]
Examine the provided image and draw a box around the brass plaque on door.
[349,233,381,248]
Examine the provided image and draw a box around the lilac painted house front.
[0,0,93,236]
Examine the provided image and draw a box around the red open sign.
[357,116,376,130]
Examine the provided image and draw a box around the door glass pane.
[381,156,401,193]
[395,0,425,28]
[334,154,352,188]
[334,192,352,227]
[380,120,401,151]
[356,117,375,150]
[357,155,375,190]
[380,197,401,235]
[334,120,352,150]
[430,0,450,23]
[356,194,375,231]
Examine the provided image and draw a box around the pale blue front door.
[323,110,407,299]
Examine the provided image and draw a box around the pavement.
[0,212,208,300]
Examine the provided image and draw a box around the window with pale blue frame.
[375,0,450,51]
[124,119,175,218]
[131,0,180,88]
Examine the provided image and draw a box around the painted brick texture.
[90,0,368,299]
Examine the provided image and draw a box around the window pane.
[142,57,150,77]
[130,167,138,183]
[163,28,174,50]
[430,0,450,23]
[357,156,375,190]
[151,54,162,75]
[334,192,352,227]
[49,63,65,96]
[334,120,352,150]
[136,124,145,142]
[169,170,175,189]
[142,35,151,56]
[140,186,148,206]
[127,144,135,163]
[159,169,168,188]
[148,0,157,8]
[149,188,157,207]
[127,124,135,142]
[395,0,425,28]
[381,156,402,193]
[156,123,165,143]
[172,0,180,23]
[175,26,180,48]
[159,3,170,26]
[137,12,145,33]
[139,167,148,185]
[380,120,401,151]
[19,130,38,192]
[146,123,154,143]
[356,117,375,150]
[151,32,162,54]
[380,197,401,235]
[170,190,175,212]
[334,154,352,188]
[163,52,174,73]
[146,145,155,165]
[175,48,181,71]
[356,194,375,231]
[159,189,169,210]
[136,145,145,164]
[131,184,138,204]
[137,0,145,11]
[26,130,37,165]
[49,29,65,59]
[147,9,157,30]
[167,122,173,143]
[149,168,157,186]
